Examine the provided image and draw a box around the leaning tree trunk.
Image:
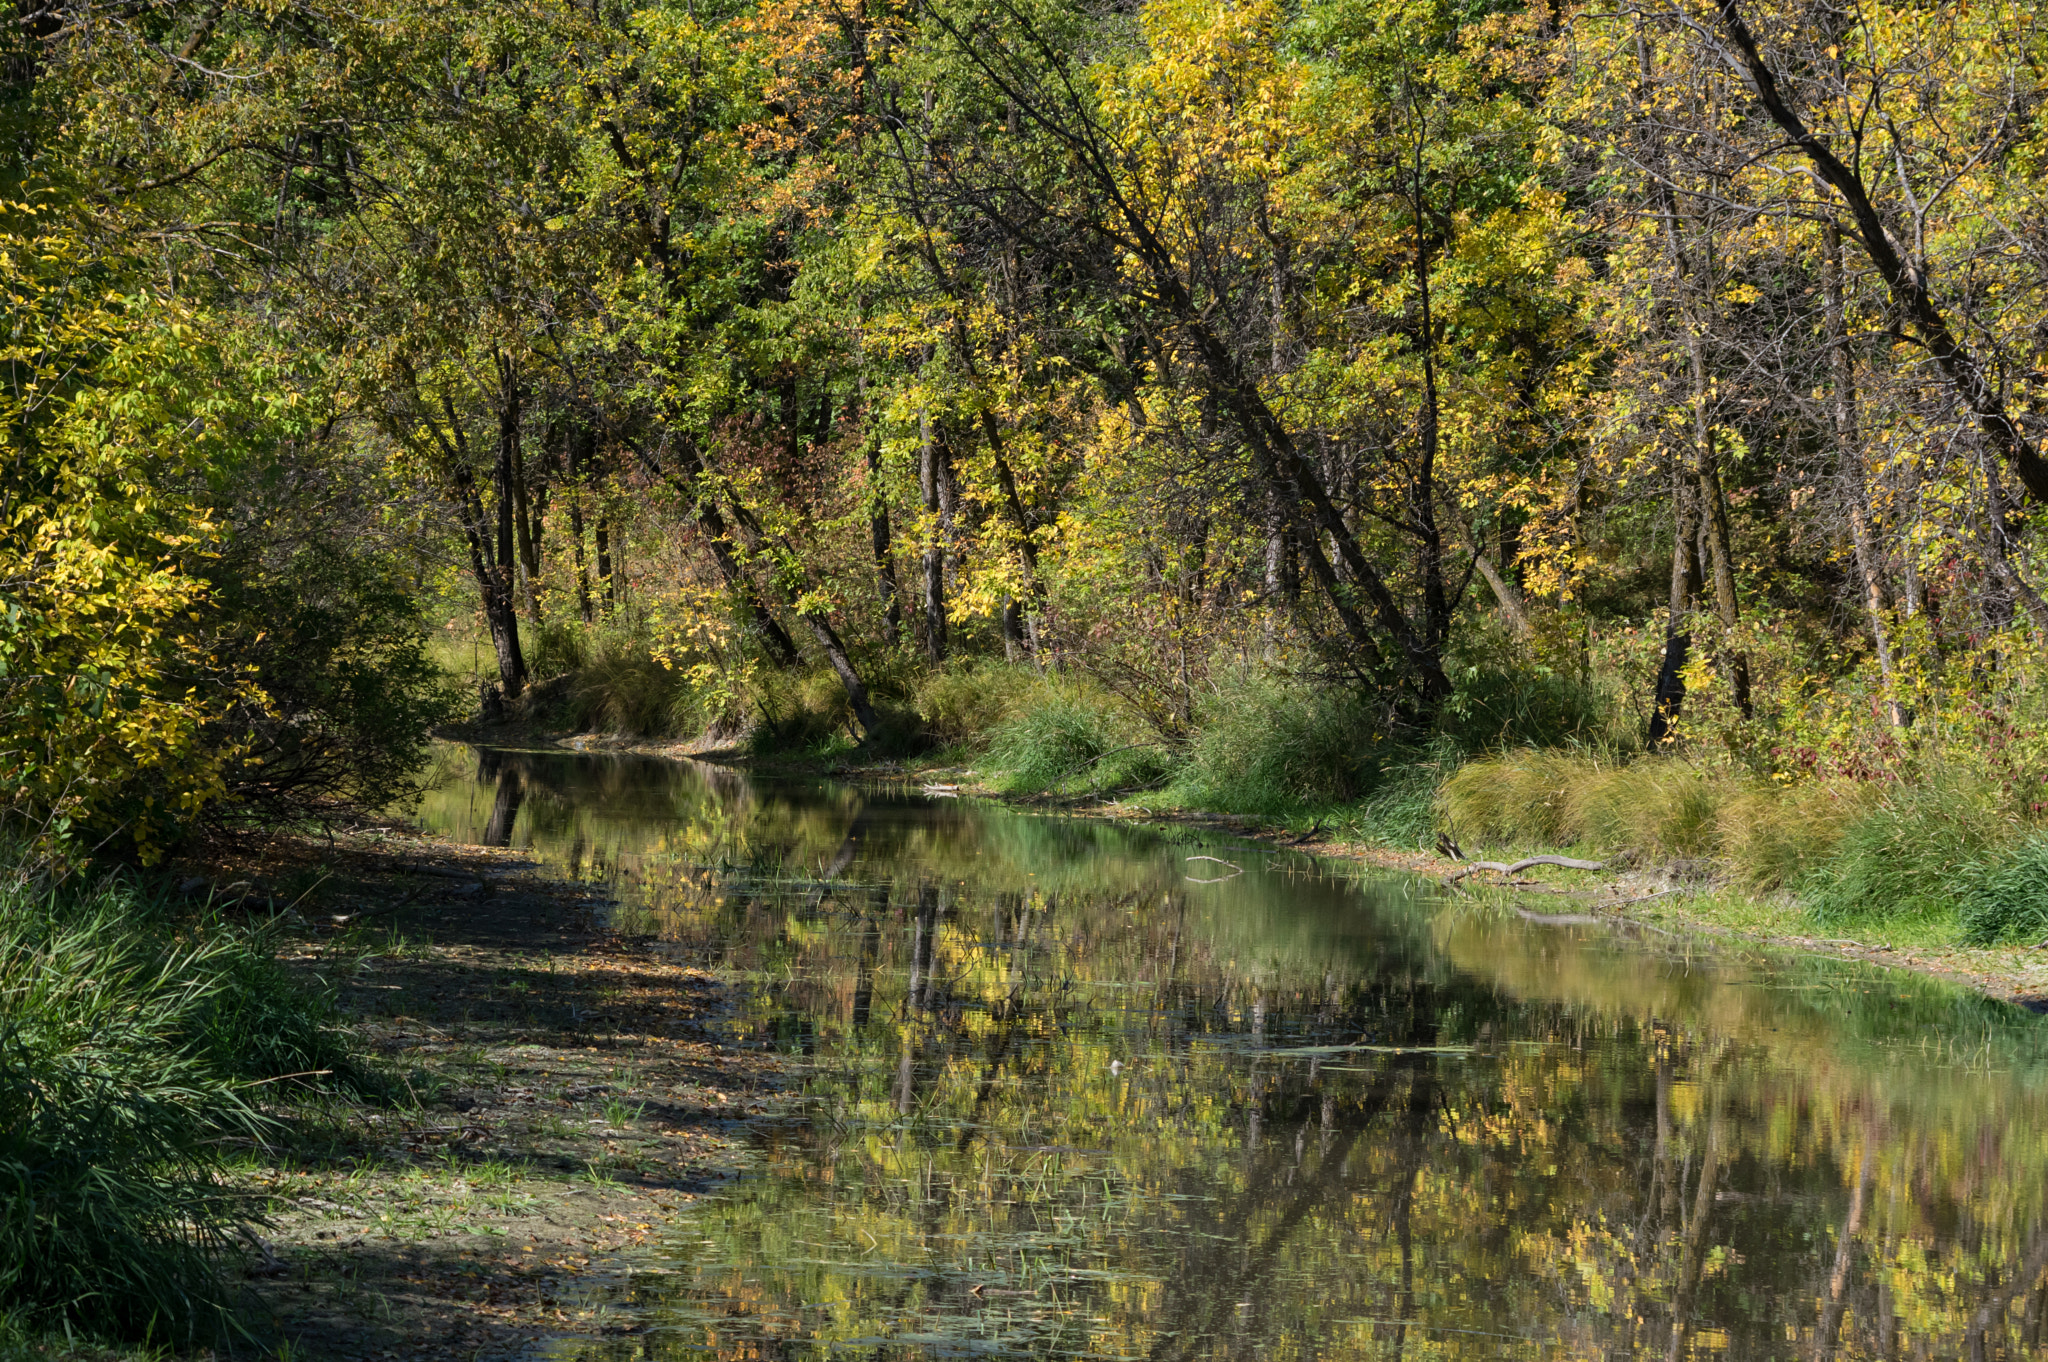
[918,410,948,664]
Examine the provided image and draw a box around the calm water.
[416,746,2048,1360]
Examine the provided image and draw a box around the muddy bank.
[187,826,788,1361]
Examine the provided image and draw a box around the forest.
[13,0,2048,910]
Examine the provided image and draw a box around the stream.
[414,744,2048,1360]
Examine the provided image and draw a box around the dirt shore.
[188,826,787,1361]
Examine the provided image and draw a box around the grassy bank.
[0,831,783,1361]
[442,611,2048,1004]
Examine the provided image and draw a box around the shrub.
[1959,834,2048,945]
[1438,617,1622,755]
[525,617,589,681]
[0,876,262,1344]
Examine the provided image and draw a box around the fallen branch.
[1513,908,1605,927]
[1445,854,1604,885]
[1185,855,1243,884]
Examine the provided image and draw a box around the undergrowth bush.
[1344,742,1456,848]
[1440,617,1627,754]
[752,667,861,750]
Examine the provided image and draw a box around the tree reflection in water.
[414,746,2048,1360]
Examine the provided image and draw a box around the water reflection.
[414,746,2048,1359]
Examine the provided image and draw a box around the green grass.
[0,879,258,1344]
[0,864,381,1346]
[1960,834,2048,944]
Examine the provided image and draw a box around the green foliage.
[1438,622,1622,756]
[0,227,239,861]
[751,667,862,751]
[1959,834,2048,945]
[208,544,460,827]
[526,618,589,681]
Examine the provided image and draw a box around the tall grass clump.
[986,681,1159,795]
[1173,674,1378,813]
[1804,783,2010,928]
[1440,750,1866,888]
[1959,834,2048,944]
[181,913,379,1096]
[0,874,264,1344]
[913,662,1045,750]
[751,666,862,750]
[1346,741,1459,848]
[559,630,695,736]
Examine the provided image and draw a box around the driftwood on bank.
[1444,855,1605,885]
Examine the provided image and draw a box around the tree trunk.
[979,411,1045,660]
[594,522,616,617]
[1642,14,1747,720]
[1712,0,2048,505]
[486,387,528,696]
[1824,221,1904,726]
[1650,480,1699,743]
[1694,430,1752,718]
[564,423,595,625]
[631,439,801,667]
[510,417,542,623]
[866,445,903,642]
[800,611,882,741]
[919,409,948,664]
